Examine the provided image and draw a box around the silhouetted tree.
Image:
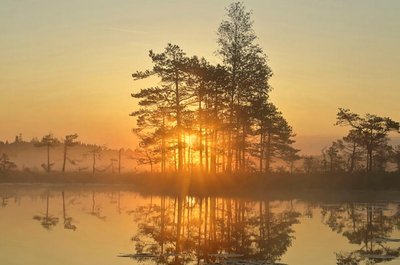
[87,147,102,175]
[0,153,17,172]
[129,2,295,175]
[336,108,399,172]
[336,130,365,172]
[62,134,79,172]
[131,85,171,173]
[133,139,160,173]
[322,141,344,172]
[280,146,301,174]
[302,155,319,174]
[253,102,296,173]
[217,2,272,172]
[34,134,59,173]
[133,44,192,174]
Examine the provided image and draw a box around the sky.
[1,0,399,154]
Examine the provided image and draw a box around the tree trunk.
[199,100,204,174]
[47,145,50,173]
[211,129,217,174]
[62,144,67,172]
[92,152,96,175]
[118,149,122,174]
[259,132,264,173]
[349,142,356,173]
[62,191,66,223]
[265,132,271,173]
[205,129,209,174]
[227,95,234,173]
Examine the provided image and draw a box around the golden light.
[186,196,196,207]
[184,134,197,148]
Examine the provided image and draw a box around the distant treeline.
[0,133,136,174]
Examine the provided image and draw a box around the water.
[1,184,400,265]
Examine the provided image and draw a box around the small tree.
[133,145,160,173]
[337,130,365,172]
[62,134,79,172]
[0,153,17,172]
[281,146,301,174]
[35,134,59,173]
[303,155,319,174]
[322,142,344,172]
[87,147,102,175]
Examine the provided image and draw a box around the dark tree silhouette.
[216,2,272,172]
[0,153,17,172]
[302,155,319,174]
[62,134,79,172]
[132,44,192,174]
[321,141,344,172]
[87,147,102,175]
[130,2,296,175]
[336,108,399,172]
[34,134,59,173]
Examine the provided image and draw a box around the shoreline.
[1,171,400,201]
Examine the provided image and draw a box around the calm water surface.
[1,184,400,265]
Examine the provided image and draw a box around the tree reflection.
[88,191,106,220]
[321,203,400,264]
[33,191,59,230]
[61,191,77,231]
[128,196,300,264]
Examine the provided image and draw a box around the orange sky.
[1,0,399,154]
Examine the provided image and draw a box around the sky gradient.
[1,0,399,153]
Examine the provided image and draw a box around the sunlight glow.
[184,134,197,148]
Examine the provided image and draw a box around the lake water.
[1,184,400,265]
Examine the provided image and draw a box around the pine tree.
[35,134,59,173]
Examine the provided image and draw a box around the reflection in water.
[322,203,400,264]
[61,191,77,231]
[2,186,400,265]
[89,191,106,220]
[33,191,59,230]
[130,196,300,264]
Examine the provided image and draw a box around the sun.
[184,134,197,147]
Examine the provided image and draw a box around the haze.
[1,0,399,154]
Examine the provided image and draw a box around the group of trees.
[131,2,299,175]
[310,109,400,174]
[29,133,82,173]
[0,133,131,174]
